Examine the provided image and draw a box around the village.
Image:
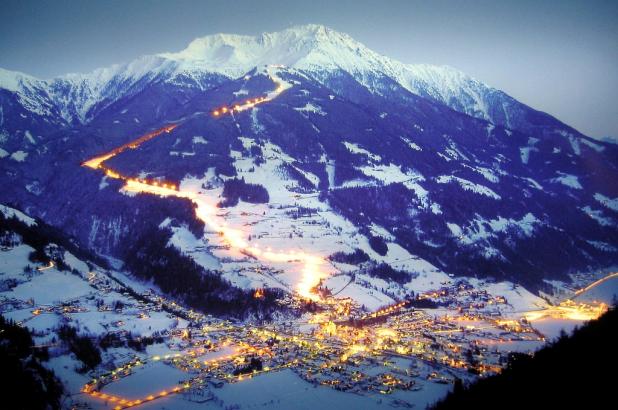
[0,212,609,410]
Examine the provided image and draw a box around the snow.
[0,21,542,174]
[47,355,91,395]
[1,24,509,128]
[0,21,559,171]
[488,213,539,237]
[401,137,422,151]
[0,67,35,91]
[172,150,446,310]
[64,251,91,274]
[447,213,539,246]
[462,164,499,183]
[581,206,614,226]
[169,151,195,157]
[446,223,462,238]
[327,276,394,311]
[436,175,501,200]
[519,147,533,164]
[343,141,381,161]
[0,204,37,226]
[586,240,617,252]
[430,203,442,215]
[574,275,618,304]
[24,130,36,144]
[9,270,94,305]
[568,136,581,155]
[580,138,604,152]
[531,318,582,340]
[192,136,208,144]
[216,368,396,410]
[0,244,35,273]
[167,225,220,270]
[523,177,543,190]
[102,361,188,399]
[476,280,547,315]
[324,159,335,189]
[294,102,326,116]
[10,150,28,162]
[358,163,416,184]
[358,164,429,206]
[99,176,109,190]
[474,166,499,183]
[369,223,394,241]
[550,172,582,190]
[594,193,618,212]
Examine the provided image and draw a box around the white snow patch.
[98,177,109,190]
[192,136,208,144]
[594,193,618,212]
[436,175,501,200]
[581,206,613,226]
[587,240,617,252]
[294,102,326,116]
[63,251,91,274]
[581,138,605,152]
[369,223,394,241]
[0,204,37,226]
[568,136,581,155]
[430,203,442,215]
[401,136,422,151]
[520,147,532,164]
[169,151,195,157]
[24,130,36,144]
[358,164,428,206]
[448,213,539,245]
[343,141,381,161]
[523,177,543,190]
[551,172,582,190]
[10,150,28,162]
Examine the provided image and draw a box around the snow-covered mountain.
[1,25,574,135]
[1,24,617,306]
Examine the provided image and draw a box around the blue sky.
[1,0,616,137]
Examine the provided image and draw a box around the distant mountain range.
[1,24,616,301]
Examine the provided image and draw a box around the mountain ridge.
[0,24,587,140]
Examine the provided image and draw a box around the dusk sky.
[1,0,616,138]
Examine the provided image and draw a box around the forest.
[0,315,64,410]
[431,305,618,409]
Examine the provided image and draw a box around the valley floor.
[1,227,614,409]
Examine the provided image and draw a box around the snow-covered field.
[0,221,189,409]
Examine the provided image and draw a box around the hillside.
[1,24,617,311]
[431,306,618,409]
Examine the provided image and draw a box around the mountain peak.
[0,67,42,92]
[0,24,571,138]
[157,24,367,75]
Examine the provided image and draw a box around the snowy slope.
[158,24,573,135]
[0,24,581,137]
